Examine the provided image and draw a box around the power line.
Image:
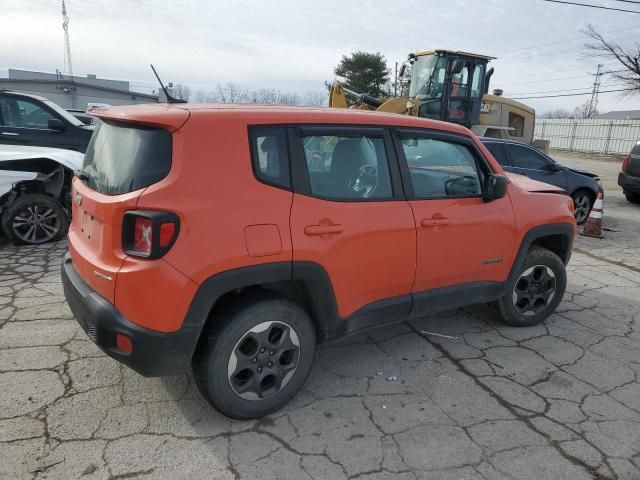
[496,64,622,81]
[512,88,633,99]
[497,32,640,67]
[499,25,640,57]
[540,0,640,14]
[502,74,591,86]
[510,82,629,95]
[612,1,640,4]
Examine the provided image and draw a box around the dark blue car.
[481,138,601,224]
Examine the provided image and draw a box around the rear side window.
[301,135,393,200]
[249,126,290,189]
[82,121,172,195]
[484,142,509,166]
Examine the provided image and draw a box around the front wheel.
[571,189,593,225]
[491,246,567,327]
[193,295,316,419]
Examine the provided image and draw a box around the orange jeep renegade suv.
[62,104,576,419]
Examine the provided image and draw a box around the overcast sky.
[1,0,639,114]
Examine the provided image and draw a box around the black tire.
[625,192,640,204]
[492,246,567,327]
[1,193,69,246]
[571,189,593,225]
[193,294,316,419]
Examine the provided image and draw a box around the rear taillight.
[622,155,630,172]
[123,211,179,259]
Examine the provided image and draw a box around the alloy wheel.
[573,193,591,224]
[227,321,301,400]
[12,204,61,244]
[512,265,557,316]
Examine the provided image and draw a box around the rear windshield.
[81,121,172,195]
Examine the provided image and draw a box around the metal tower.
[61,1,77,107]
[587,64,603,119]
[62,1,73,79]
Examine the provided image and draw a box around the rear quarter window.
[82,121,172,195]
[249,126,291,190]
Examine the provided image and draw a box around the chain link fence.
[534,118,640,155]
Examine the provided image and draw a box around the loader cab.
[407,50,494,128]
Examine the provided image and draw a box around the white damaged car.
[0,145,83,245]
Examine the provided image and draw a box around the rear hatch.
[68,105,189,302]
[626,142,640,177]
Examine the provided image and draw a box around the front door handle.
[421,218,450,227]
[304,224,343,236]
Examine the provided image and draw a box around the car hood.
[0,145,84,171]
[564,165,599,179]
[506,172,567,194]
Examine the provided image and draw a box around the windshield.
[409,54,448,99]
[43,100,84,127]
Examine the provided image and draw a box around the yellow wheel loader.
[329,49,535,144]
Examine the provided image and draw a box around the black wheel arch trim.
[180,223,574,370]
[507,223,574,286]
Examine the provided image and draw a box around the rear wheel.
[571,189,592,225]
[193,295,316,419]
[625,192,640,204]
[492,246,566,327]
[1,194,68,246]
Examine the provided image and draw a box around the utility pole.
[61,0,77,108]
[587,64,603,119]
[394,62,398,97]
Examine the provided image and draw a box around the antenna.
[150,65,187,104]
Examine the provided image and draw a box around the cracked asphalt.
[1,152,639,480]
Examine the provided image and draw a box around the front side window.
[301,135,392,200]
[0,99,54,128]
[401,137,482,198]
[507,144,550,170]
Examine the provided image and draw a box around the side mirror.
[399,63,407,78]
[48,118,66,131]
[543,162,561,172]
[483,174,509,202]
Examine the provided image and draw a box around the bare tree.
[172,83,192,101]
[584,24,640,95]
[194,90,208,103]
[573,100,598,119]
[303,91,326,107]
[542,108,573,119]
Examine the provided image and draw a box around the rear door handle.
[304,224,343,236]
[1,132,19,136]
[421,218,450,227]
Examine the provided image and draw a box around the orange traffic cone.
[580,190,603,238]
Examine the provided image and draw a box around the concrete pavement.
[0,152,638,479]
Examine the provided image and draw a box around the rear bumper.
[61,253,196,376]
[618,171,640,194]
